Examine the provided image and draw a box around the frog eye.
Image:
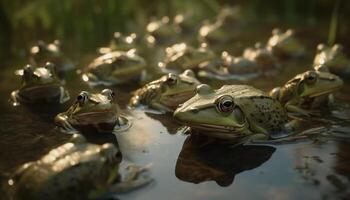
[44,62,55,73]
[304,71,318,85]
[101,89,115,100]
[216,95,235,113]
[286,29,294,36]
[165,74,178,86]
[272,28,281,35]
[183,69,195,77]
[23,65,34,74]
[317,44,326,51]
[77,91,89,104]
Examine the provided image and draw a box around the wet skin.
[6,134,152,200]
[129,69,201,113]
[11,63,70,106]
[55,89,131,133]
[270,70,343,116]
[174,84,294,143]
[83,50,146,86]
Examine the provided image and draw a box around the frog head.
[292,70,343,98]
[174,84,249,135]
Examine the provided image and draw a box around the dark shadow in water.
[145,112,181,135]
[175,135,276,187]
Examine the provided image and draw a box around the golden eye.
[216,95,235,113]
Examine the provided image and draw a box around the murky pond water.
[0,18,350,200]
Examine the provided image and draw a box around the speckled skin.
[174,85,290,140]
[7,135,151,200]
[129,70,201,113]
[219,85,288,135]
[270,70,343,112]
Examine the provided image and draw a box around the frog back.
[220,85,289,135]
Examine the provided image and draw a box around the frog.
[313,43,350,75]
[267,28,305,58]
[5,134,152,200]
[174,84,294,143]
[129,70,201,113]
[82,50,147,86]
[243,43,280,73]
[55,89,131,134]
[158,43,215,73]
[269,70,343,116]
[29,40,74,77]
[146,16,180,46]
[198,51,259,81]
[11,63,70,106]
[198,7,243,43]
[98,32,139,54]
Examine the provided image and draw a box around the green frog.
[198,7,242,43]
[159,43,215,73]
[146,16,180,46]
[267,29,305,58]
[129,70,201,113]
[313,43,350,75]
[269,70,343,116]
[55,89,131,133]
[198,52,258,81]
[174,84,294,142]
[243,43,280,72]
[11,63,70,106]
[99,32,138,54]
[6,134,152,200]
[82,50,146,86]
[29,40,74,77]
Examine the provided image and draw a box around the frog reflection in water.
[29,40,74,77]
[11,63,70,106]
[313,44,350,76]
[55,89,131,134]
[175,136,275,186]
[158,43,215,73]
[82,50,146,86]
[270,70,343,117]
[130,70,201,113]
[174,84,295,143]
[267,28,305,58]
[6,134,152,200]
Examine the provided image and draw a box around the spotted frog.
[313,43,350,75]
[129,70,201,113]
[267,28,305,58]
[55,89,131,133]
[269,70,343,116]
[174,84,294,142]
[82,50,146,86]
[6,134,152,200]
[11,63,70,106]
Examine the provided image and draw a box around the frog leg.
[10,90,21,106]
[59,86,70,103]
[107,164,153,194]
[285,102,313,117]
[54,113,76,133]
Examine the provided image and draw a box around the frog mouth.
[74,110,117,124]
[180,122,245,133]
[307,87,342,98]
